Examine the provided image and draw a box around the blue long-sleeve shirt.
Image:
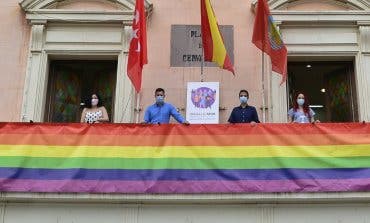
[144,102,185,124]
[228,105,260,123]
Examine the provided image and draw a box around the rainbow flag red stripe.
[1,122,370,193]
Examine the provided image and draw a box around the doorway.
[288,61,358,122]
[45,60,117,123]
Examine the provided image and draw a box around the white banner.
[186,82,219,124]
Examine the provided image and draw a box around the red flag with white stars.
[127,0,148,93]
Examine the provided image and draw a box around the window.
[288,61,358,122]
[45,60,117,122]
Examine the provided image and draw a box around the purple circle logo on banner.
[191,87,216,108]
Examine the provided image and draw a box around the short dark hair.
[155,88,165,94]
[239,90,249,97]
[84,93,103,108]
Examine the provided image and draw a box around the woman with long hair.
[288,92,318,123]
[80,93,109,123]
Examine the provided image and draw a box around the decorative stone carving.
[359,25,370,53]
[30,24,45,53]
[251,0,370,10]
[21,0,139,10]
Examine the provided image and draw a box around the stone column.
[271,73,288,123]
[269,21,288,123]
[114,25,136,123]
[21,20,48,122]
[357,24,370,122]
[259,205,274,223]
[122,205,140,223]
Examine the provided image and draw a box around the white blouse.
[84,110,102,124]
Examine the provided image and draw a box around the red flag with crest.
[127,0,148,93]
[252,0,287,83]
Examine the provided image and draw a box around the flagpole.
[201,46,204,82]
[259,0,266,123]
[261,51,266,123]
[135,93,140,123]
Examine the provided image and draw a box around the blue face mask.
[297,98,305,106]
[240,96,248,104]
[156,96,164,104]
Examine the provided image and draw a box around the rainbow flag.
[1,122,370,193]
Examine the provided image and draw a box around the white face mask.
[239,96,248,104]
[297,98,305,106]
[91,98,99,106]
[156,96,164,104]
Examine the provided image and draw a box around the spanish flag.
[201,0,234,74]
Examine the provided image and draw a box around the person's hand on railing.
[182,121,190,126]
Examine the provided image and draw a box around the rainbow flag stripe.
[1,122,370,193]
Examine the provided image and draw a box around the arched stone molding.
[20,0,153,11]
[20,0,153,24]
[19,0,152,123]
[251,0,370,11]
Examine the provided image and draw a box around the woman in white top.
[80,93,109,123]
[288,92,319,123]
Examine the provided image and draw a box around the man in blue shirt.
[143,88,189,124]
[228,89,260,124]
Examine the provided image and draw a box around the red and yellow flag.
[201,0,234,74]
